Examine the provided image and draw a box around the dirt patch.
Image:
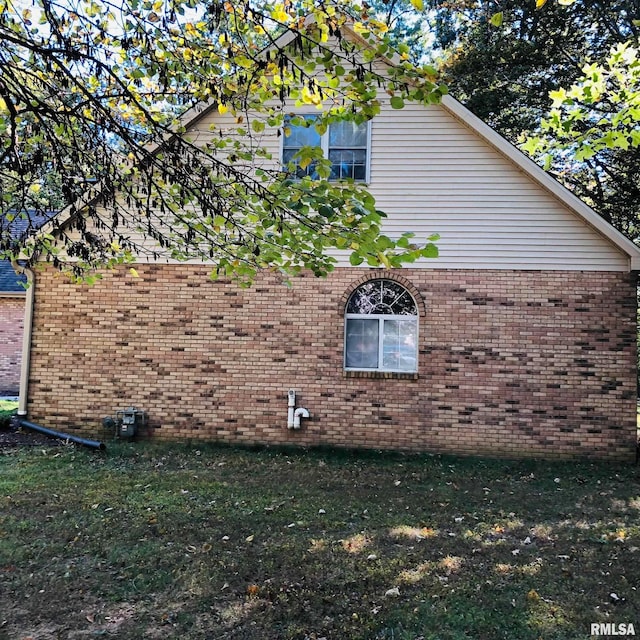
[0,423,63,449]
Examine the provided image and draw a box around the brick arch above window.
[338,271,425,317]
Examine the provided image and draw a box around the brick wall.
[26,265,638,460]
[0,296,24,395]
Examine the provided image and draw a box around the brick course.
[0,297,24,395]
[26,265,638,460]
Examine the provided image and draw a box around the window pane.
[283,149,317,178]
[382,318,417,371]
[284,124,322,149]
[346,280,417,315]
[345,319,379,368]
[329,121,368,148]
[329,149,367,180]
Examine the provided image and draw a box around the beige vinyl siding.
[191,99,629,271]
[56,95,630,271]
[355,101,628,271]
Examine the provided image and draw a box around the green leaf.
[318,205,334,218]
[421,243,439,258]
[489,12,503,27]
[390,96,405,109]
[349,253,364,266]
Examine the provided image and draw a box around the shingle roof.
[1,211,56,293]
[0,261,26,293]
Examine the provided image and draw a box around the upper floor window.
[282,116,369,181]
[344,279,418,373]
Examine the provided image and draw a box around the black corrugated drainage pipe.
[18,419,106,451]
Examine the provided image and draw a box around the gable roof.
[26,22,640,272]
[150,26,640,271]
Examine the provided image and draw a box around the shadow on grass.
[0,442,638,639]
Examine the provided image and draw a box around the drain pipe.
[287,389,310,430]
[287,389,296,429]
[293,407,310,429]
[18,418,106,451]
[11,261,34,417]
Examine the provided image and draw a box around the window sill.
[343,370,419,380]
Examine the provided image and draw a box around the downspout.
[11,261,34,417]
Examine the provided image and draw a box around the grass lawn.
[0,399,18,426]
[0,443,639,639]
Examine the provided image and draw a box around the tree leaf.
[489,12,503,27]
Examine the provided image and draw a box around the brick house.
[0,260,25,396]
[15,45,640,459]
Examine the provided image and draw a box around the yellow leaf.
[129,268,139,278]
[271,5,290,23]
[409,0,424,10]
[218,103,228,115]
[536,0,547,7]
[489,12,503,27]
[549,88,567,106]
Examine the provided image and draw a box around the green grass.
[0,399,17,428]
[0,443,639,639]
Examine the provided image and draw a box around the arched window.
[344,279,418,373]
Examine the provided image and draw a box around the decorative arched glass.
[344,279,418,372]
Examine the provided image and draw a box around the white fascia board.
[441,95,640,271]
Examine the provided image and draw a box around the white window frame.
[281,115,371,183]
[344,282,419,374]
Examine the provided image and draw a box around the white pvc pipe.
[293,407,310,429]
[287,389,296,429]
